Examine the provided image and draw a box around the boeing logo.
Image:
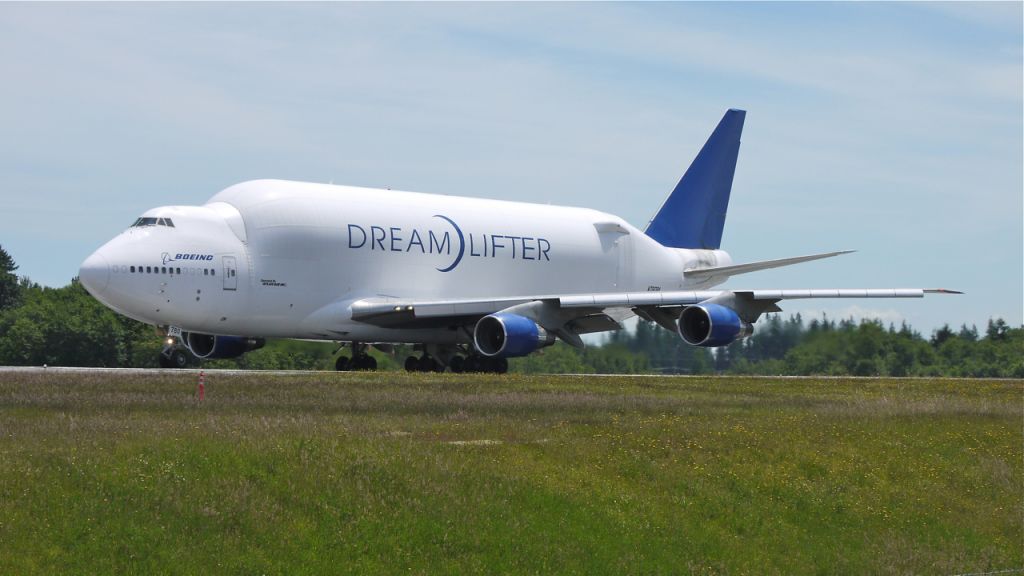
[162,252,214,265]
[346,214,551,273]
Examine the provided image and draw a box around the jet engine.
[473,313,556,358]
[185,332,266,359]
[678,304,753,347]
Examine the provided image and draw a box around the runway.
[0,365,1015,381]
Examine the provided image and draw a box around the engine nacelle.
[678,304,753,347]
[185,332,266,359]
[473,313,556,358]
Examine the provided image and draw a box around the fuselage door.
[223,256,237,291]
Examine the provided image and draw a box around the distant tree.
[512,342,590,374]
[628,320,711,374]
[931,324,955,347]
[0,245,21,311]
[985,318,1009,341]
[957,324,978,342]
[0,280,126,366]
[584,343,648,374]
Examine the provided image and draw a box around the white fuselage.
[80,180,732,343]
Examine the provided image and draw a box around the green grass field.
[0,371,1020,575]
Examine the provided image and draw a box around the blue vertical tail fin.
[645,109,745,249]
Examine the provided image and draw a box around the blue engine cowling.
[473,313,556,358]
[185,332,266,359]
[678,304,754,347]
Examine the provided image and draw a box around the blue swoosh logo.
[433,214,464,272]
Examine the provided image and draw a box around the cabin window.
[146,266,152,273]
[130,266,135,273]
[176,268,181,274]
[203,269,208,276]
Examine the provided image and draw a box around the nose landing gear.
[159,336,191,369]
[158,348,190,369]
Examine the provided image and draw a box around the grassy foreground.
[0,371,1020,575]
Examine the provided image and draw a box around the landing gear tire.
[405,354,446,373]
[170,349,189,369]
[335,356,350,372]
[353,354,377,371]
[404,356,419,372]
[463,354,508,374]
[448,355,465,374]
[485,357,509,374]
[417,355,443,373]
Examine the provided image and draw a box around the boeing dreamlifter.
[79,110,957,372]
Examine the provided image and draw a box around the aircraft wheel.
[335,356,350,372]
[404,356,419,372]
[480,356,495,373]
[170,349,189,369]
[352,355,377,371]
[448,355,465,373]
[417,355,438,372]
[464,354,482,373]
[478,356,508,374]
[493,357,509,374]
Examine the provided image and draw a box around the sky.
[0,2,1021,335]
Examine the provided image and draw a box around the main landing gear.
[332,343,510,374]
[403,352,508,374]
[334,343,378,372]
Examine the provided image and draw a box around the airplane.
[78,109,958,373]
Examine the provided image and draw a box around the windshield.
[131,217,174,228]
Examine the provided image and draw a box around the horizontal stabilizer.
[684,250,854,280]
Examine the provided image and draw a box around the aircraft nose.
[79,250,110,296]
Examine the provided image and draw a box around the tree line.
[515,313,1021,378]
[1,245,1019,376]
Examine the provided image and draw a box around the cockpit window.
[131,217,175,228]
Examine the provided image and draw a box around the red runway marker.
[198,370,205,401]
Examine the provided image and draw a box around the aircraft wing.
[350,288,960,339]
